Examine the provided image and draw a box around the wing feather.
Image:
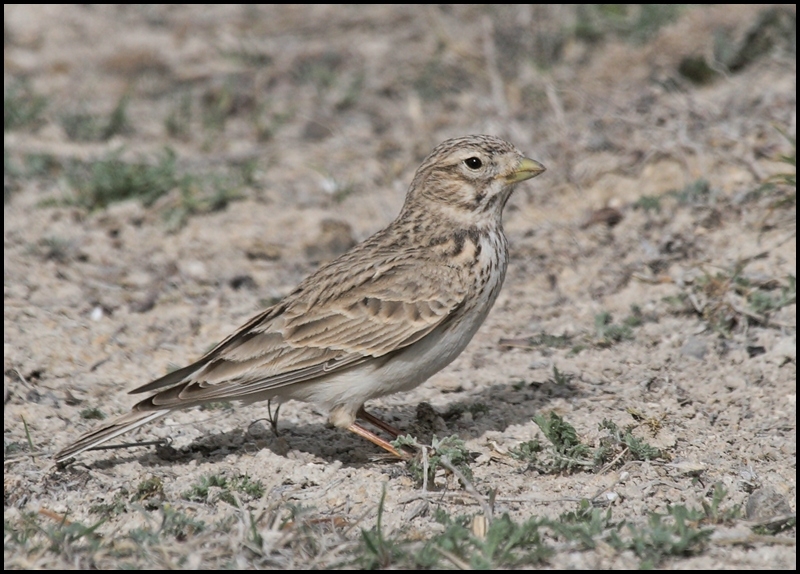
[127,257,467,408]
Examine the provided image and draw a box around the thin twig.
[267,400,281,436]
[713,533,796,546]
[438,456,493,523]
[597,447,629,476]
[86,437,171,452]
[21,416,36,452]
[435,546,471,570]
[422,445,429,493]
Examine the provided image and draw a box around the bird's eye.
[464,157,483,170]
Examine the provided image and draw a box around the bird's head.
[403,135,545,225]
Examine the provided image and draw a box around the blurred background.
[5,5,795,228]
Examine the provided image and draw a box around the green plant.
[534,412,594,469]
[551,499,613,549]
[165,92,193,139]
[357,485,408,568]
[597,419,661,462]
[394,434,473,487]
[608,504,713,568]
[669,179,712,205]
[4,81,47,131]
[79,407,106,421]
[424,511,552,569]
[61,94,132,141]
[68,148,179,210]
[182,474,265,506]
[633,194,662,213]
[700,483,742,525]
[514,413,664,472]
[134,477,165,508]
[594,312,634,346]
[574,5,683,45]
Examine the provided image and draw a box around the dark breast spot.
[449,231,466,256]
[428,235,449,247]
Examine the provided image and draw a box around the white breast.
[375,231,508,394]
[285,232,509,422]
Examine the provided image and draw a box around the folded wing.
[129,256,468,409]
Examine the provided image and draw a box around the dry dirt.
[4,4,796,569]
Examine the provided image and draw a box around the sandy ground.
[4,4,796,569]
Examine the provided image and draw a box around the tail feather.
[54,409,169,463]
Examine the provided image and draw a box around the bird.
[54,135,545,463]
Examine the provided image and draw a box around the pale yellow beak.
[505,157,546,183]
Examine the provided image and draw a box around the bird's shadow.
[74,371,587,469]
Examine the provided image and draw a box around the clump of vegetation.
[352,486,732,569]
[3,478,760,570]
[61,94,132,142]
[511,412,594,472]
[394,434,473,487]
[575,4,682,44]
[159,157,254,230]
[89,477,166,516]
[670,179,713,205]
[597,419,662,462]
[673,257,796,335]
[164,92,193,139]
[62,147,248,228]
[608,503,713,568]
[67,148,180,210]
[355,486,411,569]
[134,477,166,509]
[6,511,106,558]
[594,311,635,347]
[420,510,553,569]
[511,412,663,472]
[633,194,663,213]
[747,274,796,315]
[355,486,552,569]
[762,127,796,209]
[4,81,48,131]
[182,474,265,506]
[5,151,62,202]
[79,407,106,421]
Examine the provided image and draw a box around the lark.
[55,135,545,462]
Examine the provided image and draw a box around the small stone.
[745,487,792,520]
[432,373,463,392]
[304,219,356,264]
[681,336,708,359]
[179,259,208,282]
[767,336,796,365]
[271,437,290,457]
[229,274,257,290]
[246,239,282,261]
